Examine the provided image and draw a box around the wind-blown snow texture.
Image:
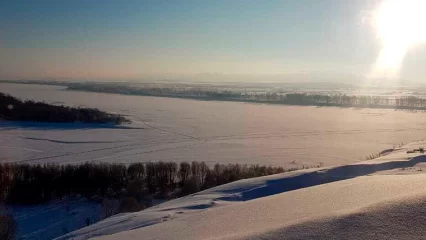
[57,140,426,240]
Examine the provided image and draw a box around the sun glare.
[372,0,426,77]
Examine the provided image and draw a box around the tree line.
[67,83,426,110]
[0,92,129,124]
[0,161,292,205]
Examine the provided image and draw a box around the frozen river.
[1,83,426,168]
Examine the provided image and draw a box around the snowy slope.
[98,175,426,240]
[56,170,316,240]
[58,141,426,240]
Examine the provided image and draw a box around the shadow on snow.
[218,155,426,201]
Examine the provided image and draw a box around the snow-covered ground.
[4,83,426,239]
[3,83,426,168]
[57,140,426,239]
[8,198,100,240]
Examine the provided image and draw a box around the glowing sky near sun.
[1,0,426,82]
[372,0,426,78]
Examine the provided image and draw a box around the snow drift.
[58,140,426,240]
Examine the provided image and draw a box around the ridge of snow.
[57,140,426,240]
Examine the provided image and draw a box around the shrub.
[118,197,141,213]
[180,177,199,195]
[126,179,145,200]
[100,198,116,219]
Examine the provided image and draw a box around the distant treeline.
[0,161,291,205]
[0,92,128,124]
[67,83,426,110]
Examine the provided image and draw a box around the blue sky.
[1,0,424,82]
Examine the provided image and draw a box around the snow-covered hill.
[57,140,426,240]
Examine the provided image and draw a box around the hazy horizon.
[1,0,426,83]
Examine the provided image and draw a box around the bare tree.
[100,198,116,219]
[178,162,191,187]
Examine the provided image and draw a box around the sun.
[372,0,426,77]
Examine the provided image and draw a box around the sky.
[1,0,426,82]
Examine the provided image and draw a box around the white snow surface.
[57,140,426,240]
[3,83,426,168]
[5,83,426,239]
